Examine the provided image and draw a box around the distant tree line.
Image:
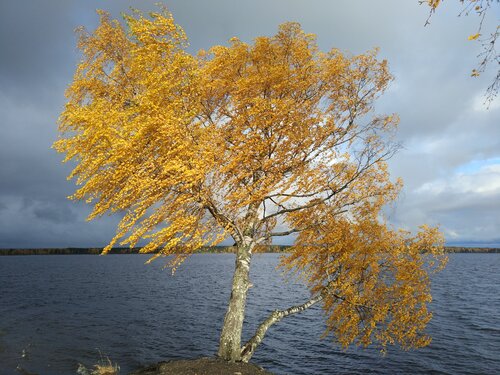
[0,246,498,255]
[444,246,500,253]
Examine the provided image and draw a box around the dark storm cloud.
[0,0,498,247]
[0,1,110,248]
[0,1,76,95]
[32,203,77,224]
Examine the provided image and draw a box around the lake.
[0,253,499,374]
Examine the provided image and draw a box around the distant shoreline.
[0,246,499,256]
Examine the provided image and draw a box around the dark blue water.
[0,253,499,374]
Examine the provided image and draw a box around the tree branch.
[240,290,325,362]
[202,201,242,243]
[261,145,395,223]
[268,227,302,237]
[266,221,328,238]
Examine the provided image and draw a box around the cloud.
[0,0,498,247]
[0,196,121,248]
[417,164,500,195]
[32,204,77,224]
[389,161,500,245]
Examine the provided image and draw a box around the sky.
[0,0,498,248]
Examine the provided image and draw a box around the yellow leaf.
[468,33,480,41]
[427,0,441,9]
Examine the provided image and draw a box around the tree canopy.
[55,8,446,361]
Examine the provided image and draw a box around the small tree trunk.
[240,291,324,362]
[217,241,253,361]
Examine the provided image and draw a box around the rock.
[129,357,274,375]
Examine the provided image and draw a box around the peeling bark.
[240,291,324,362]
[217,240,254,361]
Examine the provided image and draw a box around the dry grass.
[91,357,120,375]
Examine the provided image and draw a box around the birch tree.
[55,8,446,363]
[423,0,499,103]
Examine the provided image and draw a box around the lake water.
[0,253,499,374]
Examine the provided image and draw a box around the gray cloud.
[33,203,77,224]
[0,0,498,247]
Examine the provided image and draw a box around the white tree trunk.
[240,292,324,362]
[217,240,253,361]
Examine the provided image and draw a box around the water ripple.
[0,253,499,374]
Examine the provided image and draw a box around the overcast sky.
[0,0,498,248]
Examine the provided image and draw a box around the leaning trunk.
[217,242,253,361]
[240,291,325,362]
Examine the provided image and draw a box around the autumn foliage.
[55,7,446,362]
